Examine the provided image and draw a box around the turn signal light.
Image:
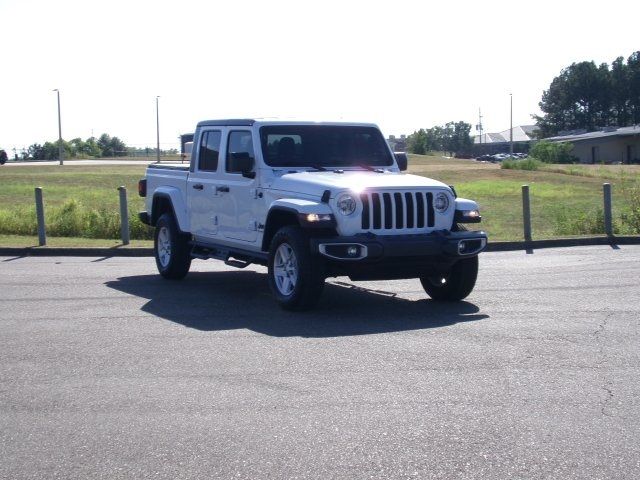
[454,209,482,223]
[305,213,333,223]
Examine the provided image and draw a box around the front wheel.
[268,226,325,311]
[420,255,479,301]
[154,213,192,280]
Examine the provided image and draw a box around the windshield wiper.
[357,163,385,173]
[307,164,327,171]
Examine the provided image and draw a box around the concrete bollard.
[118,186,130,245]
[35,187,46,246]
[603,183,613,237]
[522,185,532,242]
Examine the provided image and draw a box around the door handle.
[192,184,204,190]
[216,186,230,193]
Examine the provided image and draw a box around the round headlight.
[434,192,450,212]
[336,193,357,216]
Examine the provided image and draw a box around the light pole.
[53,89,63,165]
[509,93,514,155]
[156,96,161,163]
[477,108,483,149]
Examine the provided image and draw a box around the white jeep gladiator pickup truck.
[138,119,487,310]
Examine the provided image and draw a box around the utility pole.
[509,93,514,155]
[478,108,483,147]
[156,96,161,163]
[53,89,63,165]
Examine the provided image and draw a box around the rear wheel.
[420,255,478,301]
[268,226,325,310]
[154,213,191,279]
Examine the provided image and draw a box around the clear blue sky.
[1,0,638,151]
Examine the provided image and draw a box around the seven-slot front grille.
[360,191,435,230]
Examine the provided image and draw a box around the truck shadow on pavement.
[105,271,488,337]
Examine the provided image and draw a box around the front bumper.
[311,230,487,261]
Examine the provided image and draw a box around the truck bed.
[147,163,190,171]
[144,164,191,223]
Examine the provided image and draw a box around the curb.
[484,236,640,252]
[1,236,639,258]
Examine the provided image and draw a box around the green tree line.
[535,51,640,137]
[406,121,473,155]
[25,134,128,160]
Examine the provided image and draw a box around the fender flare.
[151,187,189,232]
[268,198,334,216]
[454,197,481,224]
[261,199,335,251]
[455,197,479,211]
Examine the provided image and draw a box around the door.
[217,130,259,243]
[187,129,224,241]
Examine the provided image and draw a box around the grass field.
[0,164,152,242]
[409,155,640,239]
[0,156,638,247]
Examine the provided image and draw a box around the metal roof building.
[546,125,640,164]
[474,125,538,144]
[472,125,538,155]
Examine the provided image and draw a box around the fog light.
[347,246,358,257]
[458,241,466,254]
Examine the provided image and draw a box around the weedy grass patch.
[409,154,640,240]
[0,164,152,240]
[501,158,543,171]
[0,159,638,245]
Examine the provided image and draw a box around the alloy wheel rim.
[157,226,172,267]
[273,243,298,296]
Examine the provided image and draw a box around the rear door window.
[198,130,222,172]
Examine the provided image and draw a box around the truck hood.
[268,170,450,198]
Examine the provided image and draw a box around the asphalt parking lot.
[1,246,639,479]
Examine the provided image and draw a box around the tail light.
[138,179,147,197]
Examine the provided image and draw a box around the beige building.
[546,125,640,164]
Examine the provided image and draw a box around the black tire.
[420,255,479,301]
[267,225,325,311]
[154,213,192,280]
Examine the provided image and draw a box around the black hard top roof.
[196,119,256,127]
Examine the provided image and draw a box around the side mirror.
[228,152,255,177]
[394,152,408,171]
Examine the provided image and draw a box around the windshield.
[260,125,394,168]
